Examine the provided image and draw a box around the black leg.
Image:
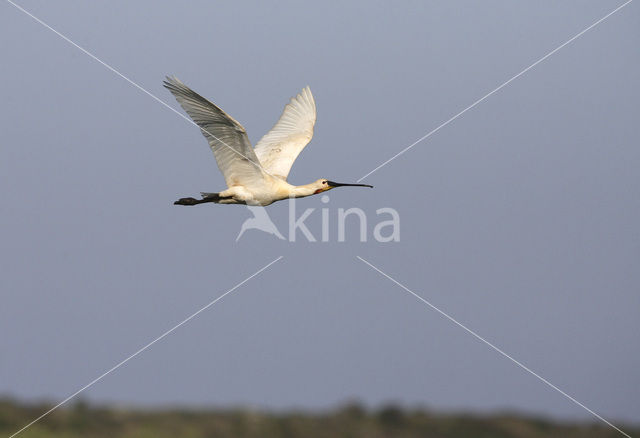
[174,197,202,206]
[174,193,224,206]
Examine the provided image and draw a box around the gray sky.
[1,0,639,427]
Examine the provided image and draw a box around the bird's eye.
[322,180,327,185]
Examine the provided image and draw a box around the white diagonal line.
[356,256,631,438]
[357,0,633,182]
[9,256,284,438]
[4,0,273,178]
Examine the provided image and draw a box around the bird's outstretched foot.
[174,197,199,206]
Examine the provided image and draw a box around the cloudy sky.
[1,0,639,428]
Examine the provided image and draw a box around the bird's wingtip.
[163,75,181,88]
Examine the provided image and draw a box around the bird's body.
[164,77,371,206]
[197,177,324,206]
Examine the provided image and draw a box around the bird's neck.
[290,182,320,198]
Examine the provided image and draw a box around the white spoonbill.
[163,77,372,206]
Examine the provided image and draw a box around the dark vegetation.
[1,398,636,438]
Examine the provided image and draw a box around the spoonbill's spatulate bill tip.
[164,77,373,206]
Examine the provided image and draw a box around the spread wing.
[253,86,316,180]
[163,76,266,188]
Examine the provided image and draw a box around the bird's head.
[312,179,373,194]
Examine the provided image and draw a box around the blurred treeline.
[1,398,636,438]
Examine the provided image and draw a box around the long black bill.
[327,180,373,188]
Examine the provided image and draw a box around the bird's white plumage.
[163,76,267,189]
[254,86,316,180]
[166,78,371,206]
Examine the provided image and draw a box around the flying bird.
[163,77,372,206]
